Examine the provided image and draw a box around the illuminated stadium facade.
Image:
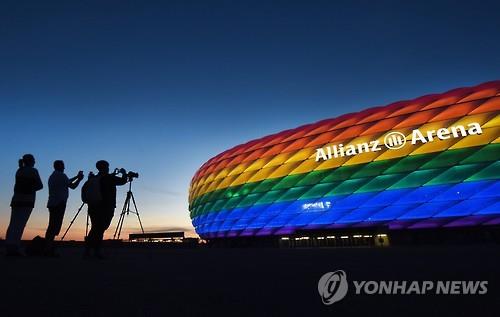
[189,81,500,245]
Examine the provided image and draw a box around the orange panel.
[304,130,337,147]
[429,101,480,122]
[469,97,500,115]
[459,88,499,102]
[360,116,405,135]
[393,108,441,129]
[260,142,292,158]
[281,136,315,153]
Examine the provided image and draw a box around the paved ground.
[0,243,499,317]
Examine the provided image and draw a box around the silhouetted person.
[44,160,84,256]
[85,160,127,258]
[5,154,43,256]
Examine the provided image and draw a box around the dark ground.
[0,243,499,317]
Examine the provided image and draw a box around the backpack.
[81,176,103,205]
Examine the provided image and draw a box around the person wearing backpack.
[5,154,43,256]
[44,160,84,256]
[84,160,127,259]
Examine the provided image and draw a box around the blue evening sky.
[1,0,499,239]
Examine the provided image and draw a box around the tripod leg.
[130,192,145,234]
[113,192,130,239]
[117,194,131,239]
[86,211,90,238]
[61,203,85,241]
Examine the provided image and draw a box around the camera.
[113,168,139,180]
[127,171,139,179]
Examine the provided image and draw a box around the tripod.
[61,203,90,241]
[113,178,145,240]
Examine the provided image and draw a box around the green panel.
[389,169,443,189]
[420,147,477,169]
[461,144,500,164]
[251,178,283,193]
[320,165,364,183]
[300,183,336,199]
[425,164,486,185]
[233,182,261,197]
[352,159,399,178]
[222,184,244,199]
[466,161,500,181]
[277,186,311,202]
[222,196,245,210]
[257,189,287,204]
[236,193,265,208]
[383,153,431,174]
[356,174,402,193]
[295,170,331,186]
[326,178,369,196]
[201,201,216,214]
[272,174,305,190]
[210,199,228,213]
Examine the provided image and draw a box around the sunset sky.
[1,0,499,240]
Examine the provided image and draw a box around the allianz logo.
[315,122,482,162]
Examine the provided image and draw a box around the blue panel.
[282,198,318,214]
[205,211,217,223]
[239,204,271,219]
[310,209,352,225]
[398,201,457,220]
[334,192,378,210]
[219,219,236,232]
[434,198,499,218]
[335,207,382,224]
[471,181,500,199]
[361,189,412,207]
[431,181,493,202]
[287,211,325,226]
[214,210,230,221]
[394,185,449,204]
[475,200,500,215]
[368,204,419,221]
[225,207,250,220]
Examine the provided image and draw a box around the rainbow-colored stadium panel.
[189,81,500,239]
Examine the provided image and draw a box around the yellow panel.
[374,143,414,161]
[451,112,494,127]
[410,138,458,155]
[449,127,500,149]
[263,152,295,168]
[247,166,279,182]
[213,167,231,180]
[229,170,259,187]
[216,174,239,190]
[315,156,349,171]
[290,159,320,174]
[226,161,252,177]
[204,178,224,194]
[285,147,317,164]
[243,157,273,173]
[493,136,500,143]
[411,119,455,137]
[343,150,386,166]
[482,113,500,128]
[268,162,301,178]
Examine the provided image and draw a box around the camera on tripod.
[113,168,139,180]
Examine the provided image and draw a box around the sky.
[0,0,499,240]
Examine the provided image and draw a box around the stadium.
[188,81,500,246]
